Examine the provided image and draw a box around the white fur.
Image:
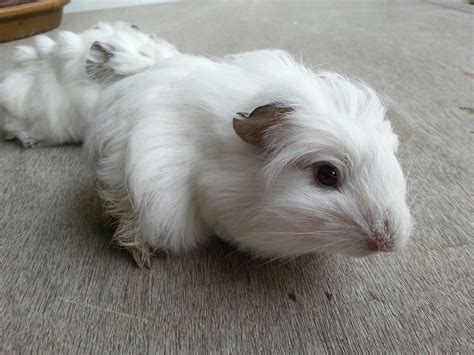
[0,21,179,147]
[86,49,412,261]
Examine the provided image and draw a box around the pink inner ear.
[233,103,293,147]
[249,103,292,118]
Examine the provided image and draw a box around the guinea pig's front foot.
[129,246,153,270]
[129,245,168,270]
[15,133,39,148]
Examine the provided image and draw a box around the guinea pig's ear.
[85,41,115,82]
[233,103,292,147]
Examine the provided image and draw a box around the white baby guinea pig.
[86,49,412,268]
[0,21,179,147]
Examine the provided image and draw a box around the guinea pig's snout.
[367,237,391,252]
[366,219,396,253]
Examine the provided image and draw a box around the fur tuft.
[13,46,38,65]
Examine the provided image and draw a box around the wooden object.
[0,0,69,43]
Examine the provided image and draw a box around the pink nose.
[367,218,394,252]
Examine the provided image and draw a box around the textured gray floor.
[1,1,473,353]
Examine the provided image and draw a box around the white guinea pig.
[86,49,412,269]
[0,21,179,147]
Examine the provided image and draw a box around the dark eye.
[313,163,338,188]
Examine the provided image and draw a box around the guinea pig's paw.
[15,133,39,148]
[129,245,153,270]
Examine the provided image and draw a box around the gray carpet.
[1,1,472,353]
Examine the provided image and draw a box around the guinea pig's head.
[85,21,178,82]
[233,73,412,258]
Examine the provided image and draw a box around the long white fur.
[0,21,179,147]
[86,49,412,261]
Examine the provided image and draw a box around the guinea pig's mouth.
[362,238,402,257]
[332,237,400,258]
[316,222,398,257]
[367,238,392,253]
[341,246,384,258]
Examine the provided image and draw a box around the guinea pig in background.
[86,49,412,269]
[0,21,179,147]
